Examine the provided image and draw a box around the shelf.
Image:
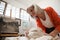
[0,33,18,37]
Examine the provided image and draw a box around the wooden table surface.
[0,33,19,37]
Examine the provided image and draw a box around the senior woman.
[27,4,60,37]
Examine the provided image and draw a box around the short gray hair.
[33,4,44,14]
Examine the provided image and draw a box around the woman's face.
[27,5,37,18]
[27,5,45,19]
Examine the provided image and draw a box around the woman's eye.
[30,10,33,12]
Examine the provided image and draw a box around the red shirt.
[36,7,60,32]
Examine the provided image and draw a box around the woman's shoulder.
[45,7,54,11]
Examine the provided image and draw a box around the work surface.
[4,36,60,40]
[0,33,18,37]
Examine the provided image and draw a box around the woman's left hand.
[49,29,59,37]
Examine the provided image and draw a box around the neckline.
[40,11,47,21]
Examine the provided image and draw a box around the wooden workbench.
[0,33,18,37]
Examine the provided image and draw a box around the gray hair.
[33,4,44,14]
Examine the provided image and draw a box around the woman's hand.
[49,29,59,37]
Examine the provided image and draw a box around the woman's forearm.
[49,29,59,37]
